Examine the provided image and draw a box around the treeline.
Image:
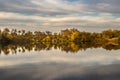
[0,28,120,44]
[1,28,120,55]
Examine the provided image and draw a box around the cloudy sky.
[0,0,120,32]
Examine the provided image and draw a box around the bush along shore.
[1,28,120,54]
[0,28,120,44]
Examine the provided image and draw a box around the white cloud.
[0,0,120,32]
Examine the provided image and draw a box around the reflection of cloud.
[0,48,120,67]
[0,64,120,80]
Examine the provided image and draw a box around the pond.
[0,44,120,80]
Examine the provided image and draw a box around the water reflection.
[1,42,120,55]
[0,64,120,80]
[0,42,120,80]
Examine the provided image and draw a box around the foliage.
[0,28,120,55]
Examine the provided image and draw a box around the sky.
[0,0,120,32]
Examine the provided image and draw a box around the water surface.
[0,47,120,80]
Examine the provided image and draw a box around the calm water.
[0,47,120,80]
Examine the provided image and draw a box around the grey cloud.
[0,0,75,16]
[85,0,120,15]
[0,0,120,31]
[0,0,120,17]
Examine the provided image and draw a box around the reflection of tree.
[0,42,120,55]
